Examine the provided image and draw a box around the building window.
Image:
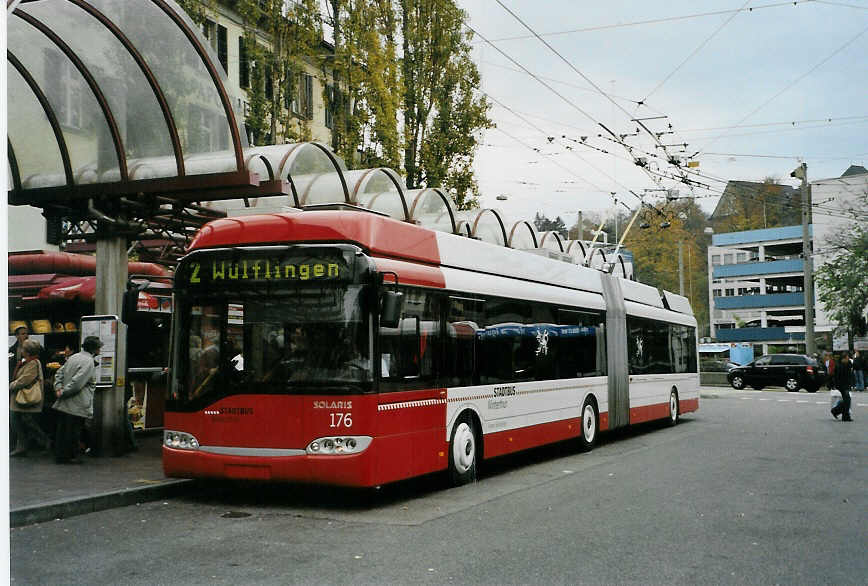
[325,84,334,129]
[723,253,734,265]
[239,37,249,89]
[201,22,228,74]
[711,254,721,266]
[713,289,722,297]
[291,72,313,120]
[737,252,747,263]
[725,288,734,296]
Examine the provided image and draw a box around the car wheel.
[785,377,800,392]
[806,385,818,393]
[577,397,598,452]
[667,389,679,427]
[730,376,745,390]
[449,414,478,486]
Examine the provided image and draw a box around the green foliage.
[816,193,868,343]
[623,199,711,336]
[402,0,493,209]
[715,178,801,233]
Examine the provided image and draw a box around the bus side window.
[445,296,484,387]
[379,287,440,391]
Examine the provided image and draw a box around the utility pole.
[678,240,685,295]
[577,210,583,241]
[791,162,815,355]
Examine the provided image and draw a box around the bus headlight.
[164,430,200,451]
[306,436,372,455]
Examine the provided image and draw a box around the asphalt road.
[10,389,868,585]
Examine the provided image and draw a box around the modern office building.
[708,225,813,355]
[707,166,868,355]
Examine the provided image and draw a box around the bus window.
[445,296,484,387]
[379,287,440,391]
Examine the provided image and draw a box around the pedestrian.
[824,352,836,390]
[830,353,853,422]
[852,350,865,392]
[9,339,51,456]
[52,335,102,464]
[8,324,30,381]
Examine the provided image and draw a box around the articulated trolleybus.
[162,210,698,487]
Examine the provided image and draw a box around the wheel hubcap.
[670,393,677,420]
[733,377,743,387]
[452,422,475,473]
[583,405,596,442]
[787,380,797,390]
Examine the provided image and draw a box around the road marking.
[759,398,770,401]
[797,400,808,403]
[777,399,789,402]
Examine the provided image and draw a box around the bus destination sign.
[180,252,351,287]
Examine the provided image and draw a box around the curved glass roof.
[7,0,248,202]
[6,1,633,277]
[508,221,537,249]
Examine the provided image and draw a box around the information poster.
[80,315,118,387]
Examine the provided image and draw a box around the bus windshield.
[172,284,371,408]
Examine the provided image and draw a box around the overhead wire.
[485,1,699,196]
[482,0,818,42]
[638,0,753,107]
[695,20,868,156]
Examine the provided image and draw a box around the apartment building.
[707,165,868,355]
[198,3,334,146]
[708,225,812,355]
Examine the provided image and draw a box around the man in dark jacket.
[8,325,29,381]
[853,350,865,391]
[831,353,853,422]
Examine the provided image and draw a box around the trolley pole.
[792,163,815,355]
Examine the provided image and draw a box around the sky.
[458,0,868,227]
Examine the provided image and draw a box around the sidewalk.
[9,432,192,528]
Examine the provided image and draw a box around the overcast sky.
[458,0,868,226]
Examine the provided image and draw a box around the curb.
[10,478,195,528]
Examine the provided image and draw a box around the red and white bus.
[162,210,698,486]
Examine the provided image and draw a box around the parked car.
[727,354,826,392]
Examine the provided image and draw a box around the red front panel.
[163,390,450,487]
[164,394,380,486]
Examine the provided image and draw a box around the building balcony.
[712,225,810,246]
[715,327,805,343]
[713,292,805,310]
[712,259,804,279]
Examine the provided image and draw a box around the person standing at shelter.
[52,335,102,463]
[852,350,865,392]
[830,353,853,422]
[9,339,51,456]
[8,325,30,381]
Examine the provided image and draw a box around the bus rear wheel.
[449,415,478,486]
[577,398,598,452]
[667,389,679,427]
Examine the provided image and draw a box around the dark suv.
[727,354,826,392]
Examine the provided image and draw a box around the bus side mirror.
[380,291,404,328]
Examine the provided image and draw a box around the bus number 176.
[329,412,352,428]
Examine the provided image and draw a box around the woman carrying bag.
[9,339,51,456]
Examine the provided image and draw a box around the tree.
[401,0,493,209]
[815,192,868,348]
[532,212,567,238]
[623,199,711,337]
[715,177,800,233]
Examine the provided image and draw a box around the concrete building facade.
[707,166,868,355]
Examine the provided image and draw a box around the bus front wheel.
[449,415,478,486]
[577,398,598,452]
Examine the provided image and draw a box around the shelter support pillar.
[93,235,128,456]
